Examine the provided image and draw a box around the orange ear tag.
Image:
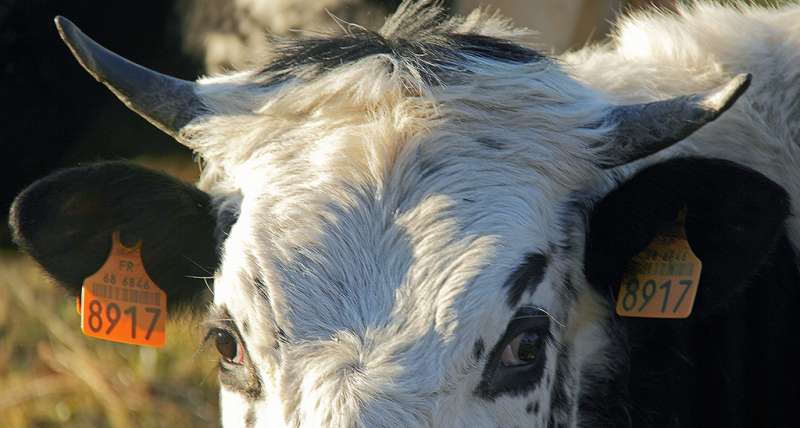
[616,210,702,319]
[78,232,167,347]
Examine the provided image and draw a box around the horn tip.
[703,73,752,113]
[54,16,77,44]
[51,15,200,147]
[723,72,752,103]
[53,16,99,81]
[53,15,67,28]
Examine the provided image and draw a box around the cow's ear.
[585,158,790,318]
[9,162,219,311]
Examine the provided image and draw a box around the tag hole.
[119,230,139,248]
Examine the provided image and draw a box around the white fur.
[173,2,800,427]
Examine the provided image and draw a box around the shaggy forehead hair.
[189,1,612,425]
[189,1,611,191]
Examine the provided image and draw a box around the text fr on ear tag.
[616,209,703,319]
[77,231,167,347]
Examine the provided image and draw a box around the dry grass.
[0,156,221,427]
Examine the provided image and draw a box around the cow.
[9,1,800,426]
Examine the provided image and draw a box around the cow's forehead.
[212,128,576,357]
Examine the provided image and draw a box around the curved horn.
[598,73,751,168]
[54,16,203,146]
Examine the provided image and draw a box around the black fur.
[472,339,485,360]
[583,158,800,427]
[9,162,219,310]
[506,253,549,306]
[262,30,543,85]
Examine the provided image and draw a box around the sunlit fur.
[179,2,800,427]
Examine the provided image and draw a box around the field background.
[0,158,221,427]
[0,0,790,427]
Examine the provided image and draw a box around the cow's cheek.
[220,386,252,428]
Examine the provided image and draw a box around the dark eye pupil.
[517,332,541,362]
[215,330,237,360]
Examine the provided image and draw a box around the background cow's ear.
[9,162,219,311]
[585,158,790,318]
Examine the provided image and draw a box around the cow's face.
[204,116,598,426]
[11,3,773,428]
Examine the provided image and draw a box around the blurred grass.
[0,156,220,428]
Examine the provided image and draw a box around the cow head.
[10,2,790,427]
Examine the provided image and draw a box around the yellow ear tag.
[78,232,167,347]
[616,210,702,319]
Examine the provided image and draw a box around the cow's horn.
[55,16,203,147]
[598,73,751,168]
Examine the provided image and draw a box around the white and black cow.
[9,1,800,427]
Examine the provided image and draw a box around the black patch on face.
[473,339,485,360]
[261,30,543,86]
[526,402,534,414]
[505,253,549,306]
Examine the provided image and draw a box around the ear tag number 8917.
[77,232,167,347]
[616,211,703,319]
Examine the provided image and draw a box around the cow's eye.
[500,330,544,367]
[476,307,550,398]
[213,329,243,365]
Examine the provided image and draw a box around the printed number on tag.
[79,232,167,347]
[618,277,696,316]
[616,211,702,319]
